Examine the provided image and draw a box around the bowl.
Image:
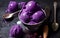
[18,9,47,31]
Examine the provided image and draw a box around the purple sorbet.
[19,11,31,23]
[9,25,24,37]
[7,1,18,12]
[32,10,45,23]
[25,1,37,12]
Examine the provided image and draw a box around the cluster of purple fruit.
[5,1,46,25]
[19,1,46,25]
[5,0,46,38]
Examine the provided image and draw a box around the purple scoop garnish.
[6,1,18,13]
[32,10,45,23]
[9,25,24,37]
[19,11,31,23]
[25,1,37,11]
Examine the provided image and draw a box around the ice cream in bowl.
[18,1,47,31]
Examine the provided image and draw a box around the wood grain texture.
[43,25,48,38]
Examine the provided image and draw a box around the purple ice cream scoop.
[32,10,45,23]
[6,1,18,13]
[9,25,24,37]
[25,1,37,12]
[19,11,31,23]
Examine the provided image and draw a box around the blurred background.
[0,0,60,38]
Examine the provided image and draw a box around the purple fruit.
[9,25,24,37]
[25,1,37,12]
[18,2,26,9]
[32,10,45,23]
[7,1,18,12]
[19,11,31,23]
[28,21,37,25]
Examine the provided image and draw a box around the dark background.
[0,0,60,38]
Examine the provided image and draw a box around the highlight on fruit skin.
[9,25,24,37]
